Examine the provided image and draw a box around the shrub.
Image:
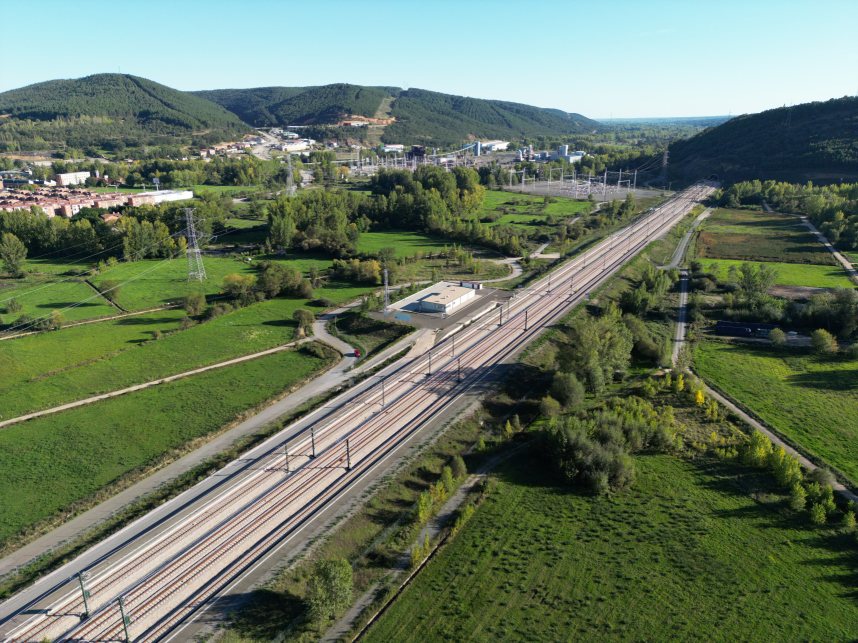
[809,468,836,488]
[99,279,121,302]
[844,511,856,531]
[768,328,786,347]
[314,297,336,308]
[846,343,858,360]
[810,329,837,354]
[297,278,315,299]
[5,297,22,314]
[305,558,353,624]
[451,455,467,480]
[152,330,162,340]
[179,315,195,330]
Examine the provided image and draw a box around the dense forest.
[668,96,858,183]
[0,74,249,153]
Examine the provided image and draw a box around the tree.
[99,280,121,302]
[0,233,27,277]
[46,310,64,330]
[222,273,256,298]
[540,395,561,418]
[559,305,633,393]
[810,328,837,354]
[789,483,807,512]
[184,292,206,316]
[503,420,514,441]
[844,511,856,531]
[305,558,353,623]
[550,372,585,408]
[674,345,692,373]
[378,247,396,264]
[810,503,827,525]
[769,328,786,347]
[441,466,455,495]
[297,278,314,299]
[292,308,315,330]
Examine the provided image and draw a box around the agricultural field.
[694,341,858,483]
[363,454,858,643]
[0,298,310,419]
[0,347,333,545]
[696,208,836,265]
[0,278,114,327]
[697,258,854,289]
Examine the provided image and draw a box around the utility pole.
[118,597,131,643]
[428,350,432,375]
[452,334,455,357]
[283,442,290,473]
[457,357,462,382]
[381,379,385,407]
[185,208,207,282]
[77,572,91,619]
[310,427,316,458]
[525,308,528,330]
[346,439,352,471]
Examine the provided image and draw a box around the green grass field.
[0,348,331,545]
[697,208,835,266]
[328,312,412,356]
[91,257,259,310]
[469,191,591,233]
[357,231,451,257]
[694,341,858,483]
[0,278,114,326]
[697,258,855,289]
[364,454,858,643]
[224,218,266,230]
[0,298,309,419]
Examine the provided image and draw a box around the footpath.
[668,207,858,503]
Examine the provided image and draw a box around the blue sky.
[5,0,856,118]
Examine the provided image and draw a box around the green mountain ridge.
[195,84,601,146]
[0,74,250,153]
[668,96,858,183]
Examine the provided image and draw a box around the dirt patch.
[769,285,830,299]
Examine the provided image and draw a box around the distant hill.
[383,88,600,147]
[668,97,858,183]
[193,84,391,128]
[0,74,249,153]
[196,83,601,146]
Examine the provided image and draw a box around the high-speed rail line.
[2,181,715,643]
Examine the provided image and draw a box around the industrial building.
[481,140,510,152]
[419,285,476,313]
[56,171,91,186]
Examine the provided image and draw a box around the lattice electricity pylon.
[185,208,207,282]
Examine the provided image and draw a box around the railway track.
[3,181,714,643]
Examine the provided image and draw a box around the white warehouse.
[420,285,476,313]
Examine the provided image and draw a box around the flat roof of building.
[423,286,474,306]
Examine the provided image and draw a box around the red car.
[354,350,361,357]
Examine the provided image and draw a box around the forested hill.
[383,88,600,147]
[668,96,858,183]
[192,84,391,128]
[195,83,600,146]
[0,74,250,154]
